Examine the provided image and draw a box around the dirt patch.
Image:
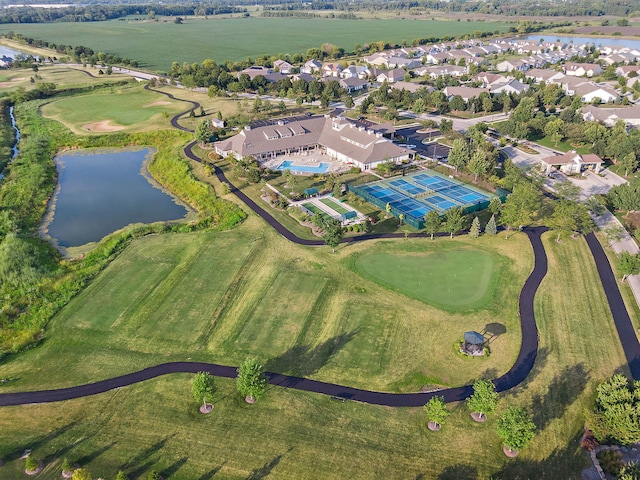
[0,78,25,87]
[622,211,640,231]
[82,120,125,132]
[143,100,171,108]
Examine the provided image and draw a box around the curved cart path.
[1,89,638,408]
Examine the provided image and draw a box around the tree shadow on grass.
[120,434,175,472]
[245,453,286,480]
[530,363,589,431]
[2,421,79,462]
[197,462,225,480]
[265,330,359,378]
[490,431,587,480]
[160,456,188,478]
[483,323,507,345]
[436,464,478,480]
[74,441,117,466]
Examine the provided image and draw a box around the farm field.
[0,228,627,479]
[40,83,188,134]
[0,17,514,71]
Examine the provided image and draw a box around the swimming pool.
[276,160,330,174]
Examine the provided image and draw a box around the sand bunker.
[82,120,125,132]
[143,101,171,108]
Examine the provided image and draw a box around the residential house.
[496,59,529,72]
[376,68,407,83]
[539,151,603,175]
[300,59,322,74]
[385,56,421,70]
[239,66,273,80]
[616,65,640,78]
[322,63,343,78]
[525,68,565,84]
[415,65,466,79]
[574,83,619,103]
[443,86,490,102]
[582,104,640,127]
[391,81,430,94]
[341,65,369,80]
[490,79,529,95]
[273,59,293,74]
[563,62,603,77]
[339,77,368,93]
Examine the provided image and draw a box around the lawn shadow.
[245,454,285,480]
[74,441,117,466]
[126,460,156,480]
[120,434,175,471]
[265,330,359,378]
[3,421,79,462]
[436,464,478,480]
[160,456,188,478]
[197,462,225,480]
[530,363,589,431]
[482,323,507,345]
[490,431,587,479]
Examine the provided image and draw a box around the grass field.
[354,248,499,312]
[0,228,629,479]
[0,17,513,70]
[40,83,188,134]
[320,197,349,215]
[0,65,129,93]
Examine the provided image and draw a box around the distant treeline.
[0,4,246,24]
[261,10,359,20]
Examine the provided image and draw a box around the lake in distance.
[46,148,188,247]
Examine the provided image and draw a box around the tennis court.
[348,169,496,229]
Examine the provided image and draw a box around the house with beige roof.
[443,86,490,102]
[582,104,640,127]
[563,63,603,77]
[539,151,603,175]
[214,116,413,171]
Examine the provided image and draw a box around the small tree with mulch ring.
[237,357,267,403]
[24,456,41,475]
[467,379,499,422]
[497,406,536,457]
[423,396,449,431]
[192,371,217,413]
[61,457,74,478]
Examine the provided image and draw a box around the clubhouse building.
[214,115,413,170]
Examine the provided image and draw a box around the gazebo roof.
[304,187,319,195]
[464,331,485,345]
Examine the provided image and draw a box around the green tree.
[497,406,536,452]
[501,182,541,238]
[555,181,581,202]
[323,218,343,253]
[146,471,161,480]
[620,152,639,177]
[544,118,565,147]
[489,197,503,217]
[424,210,441,240]
[450,95,465,111]
[485,214,497,235]
[61,458,73,474]
[398,213,404,226]
[469,216,481,238]
[588,374,640,445]
[192,371,217,409]
[439,119,453,135]
[25,456,39,472]
[608,179,640,211]
[195,121,211,144]
[423,396,450,429]
[585,122,609,147]
[115,471,128,480]
[616,251,640,282]
[467,379,499,421]
[444,207,465,238]
[72,468,92,480]
[448,138,470,171]
[282,169,296,189]
[237,358,268,402]
[547,200,580,241]
[467,150,491,181]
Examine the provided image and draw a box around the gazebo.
[461,331,486,356]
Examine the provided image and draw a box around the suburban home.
[525,68,566,84]
[496,59,529,72]
[213,116,413,171]
[616,65,640,78]
[322,63,343,77]
[362,52,390,66]
[475,72,507,88]
[291,72,315,83]
[340,65,369,80]
[582,104,640,127]
[490,79,529,95]
[339,77,368,93]
[574,83,619,103]
[391,81,430,94]
[443,86,490,102]
[415,65,466,78]
[376,68,407,83]
[563,62,603,77]
[425,52,451,64]
[539,151,603,175]
[239,65,273,80]
[273,59,293,74]
[385,56,421,69]
[300,59,322,74]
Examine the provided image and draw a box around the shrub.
[596,449,623,476]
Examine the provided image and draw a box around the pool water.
[276,160,330,174]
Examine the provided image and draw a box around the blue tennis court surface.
[350,169,495,227]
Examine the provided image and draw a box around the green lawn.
[0,17,513,71]
[527,133,591,155]
[320,197,350,215]
[0,228,628,479]
[354,248,498,312]
[40,84,187,134]
[0,65,129,93]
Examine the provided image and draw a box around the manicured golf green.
[0,17,513,70]
[41,84,186,134]
[355,248,498,311]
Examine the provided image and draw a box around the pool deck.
[262,151,347,175]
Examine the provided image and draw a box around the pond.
[44,147,189,248]
[0,45,22,59]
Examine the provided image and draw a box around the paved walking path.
[1,88,638,409]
